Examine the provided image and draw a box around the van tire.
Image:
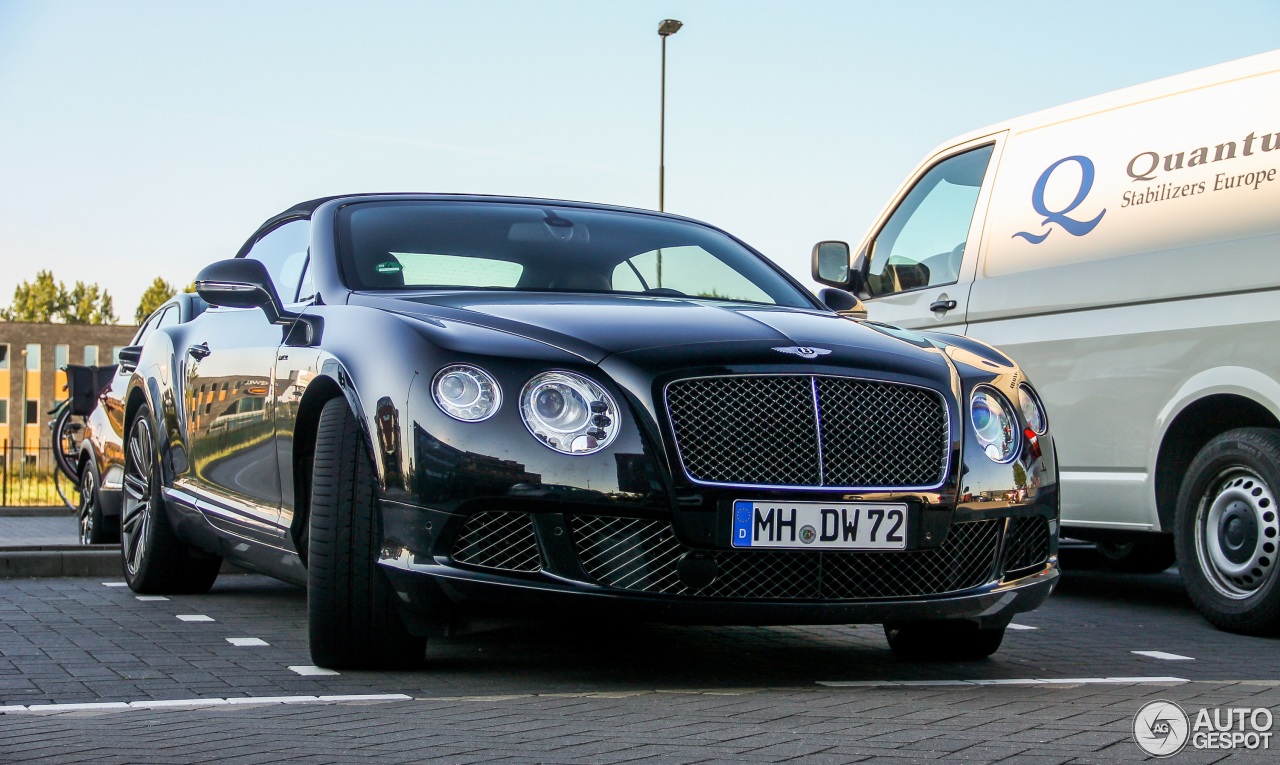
[307,397,426,669]
[1175,428,1280,635]
[1096,538,1176,573]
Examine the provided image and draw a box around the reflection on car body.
[117,194,1060,668]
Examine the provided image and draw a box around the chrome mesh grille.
[1003,516,1051,575]
[816,378,949,488]
[665,375,948,489]
[451,511,541,572]
[568,515,1000,599]
[666,376,819,486]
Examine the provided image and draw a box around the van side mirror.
[847,251,869,297]
[194,259,287,325]
[811,240,851,287]
[818,288,868,320]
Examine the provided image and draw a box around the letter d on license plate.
[731,500,908,550]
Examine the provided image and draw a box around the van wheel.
[307,397,425,670]
[1175,428,1280,635]
[121,407,221,594]
[884,621,1005,660]
[1096,538,1175,573]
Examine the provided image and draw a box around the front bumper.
[378,496,1059,633]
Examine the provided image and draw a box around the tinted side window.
[245,219,309,302]
[866,145,993,297]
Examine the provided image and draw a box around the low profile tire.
[77,459,118,545]
[1175,428,1280,635]
[885,621,1006,661]
[121,406,221,594]
[307,397,425,670]
[1096,537,1176,574]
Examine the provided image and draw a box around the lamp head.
[658,19,683,37]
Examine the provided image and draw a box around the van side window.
[866,145,994,298]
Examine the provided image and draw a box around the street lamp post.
[657,19,682,289]
[657,18,682,213]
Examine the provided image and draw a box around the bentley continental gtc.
[119,194,1060,668]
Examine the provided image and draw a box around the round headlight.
[970,386,1017,463]
[433,365,501,422]
[1017,384,1047,435]
[521,371,619,455]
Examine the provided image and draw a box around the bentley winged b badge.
[772,346,832,359]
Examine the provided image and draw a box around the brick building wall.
[0,322,138,450]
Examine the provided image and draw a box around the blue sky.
[1,0,1276,321]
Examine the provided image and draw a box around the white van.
[813,50,1280,634]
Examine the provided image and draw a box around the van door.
[857,137,1003,331]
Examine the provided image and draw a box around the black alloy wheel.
[121,407,221,594]
[1175,428,1280,635]
[884,620,1006,661]
[307,397,425,670]
[77,460,116,545]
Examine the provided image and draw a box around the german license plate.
[731,500,908,550]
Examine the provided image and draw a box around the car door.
[182,219,308,541]
[857,138,1002,331]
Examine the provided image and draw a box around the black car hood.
[349,291,947,370]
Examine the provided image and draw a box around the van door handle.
[930,299,958,312]
[187,342,211,360]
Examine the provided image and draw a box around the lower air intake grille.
[1003,516,1051,575]
[568,515,1000,599]
[451,511,541,572]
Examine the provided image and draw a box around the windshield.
[336,201,814,308]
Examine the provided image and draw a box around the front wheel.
[77,459,118,545]
[884,621,1005,661]
[307,397,425,669]
[121,406,221,594]
[1175,428,1280,635]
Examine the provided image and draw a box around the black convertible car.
[121,194,1059,668]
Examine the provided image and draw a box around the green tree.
[1012,461,1027,489]
[64,281,118,324]
[0,270,69,322]
[135,277,177,322]
[0,270,117,324]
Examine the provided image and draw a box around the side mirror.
[116,346,143,372]
[811,240,851,287]
[818,288,868,320]
[194,259,287,324]
[847,250,869,297]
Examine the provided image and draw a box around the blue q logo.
[1012,155,1106,244]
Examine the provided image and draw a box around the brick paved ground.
[0,553,1277,763]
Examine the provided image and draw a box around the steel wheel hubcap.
[1195,467,1279,599]
[121,417,155,577]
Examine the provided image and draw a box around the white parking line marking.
[817,676,1189,688]
[1132,650,1195,661]
[1007,623,1038,630]
[226,637,269,647]
[289,665,340,676]
[0,694,414,714]
[135,596,168,602]
[101,582,128,587]
[176,614,214,622]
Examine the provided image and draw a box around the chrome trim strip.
[663,372,952,492]
[810,376,825,486]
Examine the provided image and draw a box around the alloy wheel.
[121,416,155,577]
[1194,466,1280,599]
[77,468,97,545]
